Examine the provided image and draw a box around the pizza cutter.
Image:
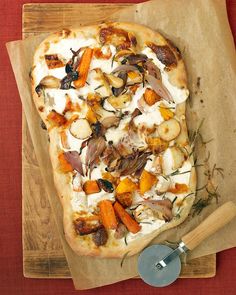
[138,201,236,287]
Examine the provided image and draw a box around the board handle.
[182,201,236,250]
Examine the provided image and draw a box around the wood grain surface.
[22,2,216,279]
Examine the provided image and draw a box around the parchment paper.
[6,0,236,290]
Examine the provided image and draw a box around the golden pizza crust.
[31,22,195,258]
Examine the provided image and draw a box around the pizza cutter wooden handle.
[182,201,236,250]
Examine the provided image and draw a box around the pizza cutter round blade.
[138,202,236,288]
[138,245,181,287]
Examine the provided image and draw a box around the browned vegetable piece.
[100,116,120,129]
[86,107,98,124]
[74,48,93,88]
[99,26,131,50]
[83,180,101,195]
[139,170,157,195]
[116,178,138,194]
[146,42,177,67]
[114,202,141,234]
[58,153,73,173]
[92,226,108,246]
[116,192,133,208]
[144,88,161,106]
[146,137,168,154]
[114,223,127,239]
[168,183,188,194]
[93,46,112,59]
[97,179,114,193]
[74,220,101,236]
[99,200,118,229]
[141,199,173,222]
[144,60,161,79]
[45,54,64,69]
[159,105,174,120]
[47,110,67,127]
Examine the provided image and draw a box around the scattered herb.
[189,118,205,148]
[129,204,142,211]
[196,184,207,192]
[124,234,128,246]
[212,164,224,179]
[172,196,177,204]
[168,169,191,177]
[94,85,103,91]
[192,186,220,216]
[111,55,116,68]
[120,251,130,268]
[139,221,153,225]
[159,106,175,110]
[182,193,194,202]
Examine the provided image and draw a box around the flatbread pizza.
[31,22,196,258]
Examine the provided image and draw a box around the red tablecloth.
[1,0,236,294]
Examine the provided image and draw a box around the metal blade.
[155,242,188,270]
[138,244,181,287]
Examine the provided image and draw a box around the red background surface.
[0,0,235,294]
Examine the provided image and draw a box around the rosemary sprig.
[189,118,205,147]
[182,192,195,202]
[172,196,177,204]
[139,221,153,225]
[111,55,116,68]
[196,184,207,192]
[192,186,220,216]
[159,106,175,110]
[124,234,128,246]
[120,251,130,268]
[168,169,191,177]
[212,164,224,179]
[94,84,103,91]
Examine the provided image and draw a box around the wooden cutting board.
[22,3,216,279]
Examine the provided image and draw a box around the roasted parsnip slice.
[70,118,92,139]
[158,118,181,141]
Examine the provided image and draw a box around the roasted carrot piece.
[168,183,188,194]
[83,180,101,195]
[47,110,67,127]
[144,88,161,106]
[116,178,138,194]
[74,48,93,88]
[114,202,141,234]
[58,153,73,173]
[60,130,70,149]
[99,200,118,229]
[139,170,157,195]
